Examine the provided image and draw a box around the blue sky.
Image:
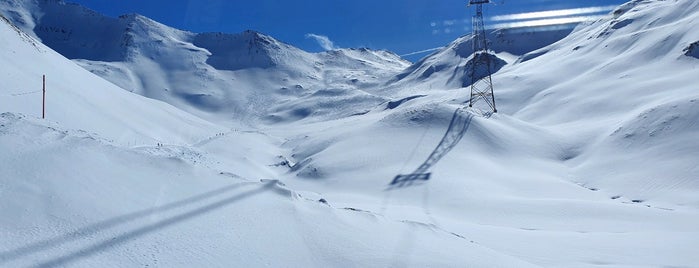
[68,0,627,61]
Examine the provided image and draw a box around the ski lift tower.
[468,0,497,113]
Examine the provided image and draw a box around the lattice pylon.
[468,1,497,113]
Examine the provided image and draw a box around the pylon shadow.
[390,108,474,188]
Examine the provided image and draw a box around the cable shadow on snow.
[0,181,265,266]
[389,108,474,188]
[31,181,276,268]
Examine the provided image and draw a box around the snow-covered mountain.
[1,0,699,267]
[0,12,221,145]
[388,27,575,90]
[1,0,410,124]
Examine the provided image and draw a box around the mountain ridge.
[0,0,412,124]
[1,0,579,124]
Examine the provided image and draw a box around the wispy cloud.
[305,33,338,51]
[400,47,444,57]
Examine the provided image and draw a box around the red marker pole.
[42,75,46,119]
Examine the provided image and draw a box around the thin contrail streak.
[491,5,617,21]
[400,47,443,57]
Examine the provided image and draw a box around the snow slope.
[0,113,540,267]
[493,0,699,206]
[262,0,699,266]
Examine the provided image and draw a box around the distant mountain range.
[1,0,576,123]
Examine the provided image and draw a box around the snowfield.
[1,0,699,267]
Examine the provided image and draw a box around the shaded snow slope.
[193,31,294,71]
[0,15,220,145]
[8,0,127,61]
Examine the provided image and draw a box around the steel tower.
[468,0,497,113]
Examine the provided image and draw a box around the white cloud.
[305,33,338,51]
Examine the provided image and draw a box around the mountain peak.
[191,30,308,71]
[118,13,147,21]
[242,30,283,49]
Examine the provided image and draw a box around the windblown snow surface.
[1,0,699,267]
